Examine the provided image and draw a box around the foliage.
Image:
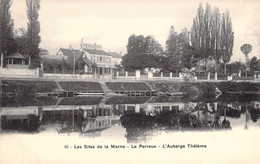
[240,44,252,57]
[122,34,164,71]
[220,10,234,74]
[224,62,246,75]
[191,3,212,68]
[26,0,41,68]
[250,56,260,72]
[0,0,14,56]
[191,3,234,74]
[14,28,27,55]
[240,43,252,68]
[165,27,193,72]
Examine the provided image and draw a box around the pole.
[73,51,75,76]
[69,45,75,76]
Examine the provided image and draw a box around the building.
[42,41,122,78]
[42,47,93,74]
[4,52,28,69]
[39,48,49,56]
[107,52,123,66]
[80,42,116,77]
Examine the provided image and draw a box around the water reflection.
[0,95,260,143]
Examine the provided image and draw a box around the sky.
[10,0,260,62]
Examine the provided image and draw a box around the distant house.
[42,47,93,74]
[80,42,116,75]
[107,52,122,66]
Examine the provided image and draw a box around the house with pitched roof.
[42,47,93,74]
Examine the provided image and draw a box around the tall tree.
[220,10,234,74]
[0,0,13,66]
[191,3,234,74]
[191,3,204,59]
[191,3,213,74]
[211,7,221,71]
[165,26,181,72]
[165,26,192,72]
[26,0,41,68]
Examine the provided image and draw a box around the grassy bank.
[59,81,103,92]
[1,80,259,98]
[1,80,58,97]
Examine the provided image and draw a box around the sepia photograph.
[0,0,260,163]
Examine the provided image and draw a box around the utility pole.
[69,45,75,76]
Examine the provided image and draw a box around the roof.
[107,52,122,58]
[39,48,48,51]
[41,56,67,67]
[82,58,93,67]
[59,48,83,64]
[83,48,111,56]
[5,52,26,59]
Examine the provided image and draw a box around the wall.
[43,73,93,79]
[0,67,39,78]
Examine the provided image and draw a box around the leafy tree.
[165,26,181,72]
[191,3,234,75]
[0,0,14,65]
[211,7,221,71]
[250,56,260,72]
[191,3,213,74]
[122,34,164,71]
[220,10,234,74]
[165,27,193,72]
[240,43,252,68]
[26,0,41,68]
[225,62,246,75]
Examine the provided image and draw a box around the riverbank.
[1,78,259,98]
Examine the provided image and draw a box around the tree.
[14,28,27,54]
[211,7,221,71]
[220,10,234,74]
[165,26,193,72]
[240,43,252,67]
[250,56,260,72]
[165,26,181,72]
[191,3,234,74]
[225,62,246,75]
[0,0,14,65]
[26,0,41,68]
[191,3,213,74]
[122,34,164,71]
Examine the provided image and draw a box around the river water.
[1,94,260,163]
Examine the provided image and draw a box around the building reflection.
[0,99,259,142]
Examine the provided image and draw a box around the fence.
[116,70,183,81]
